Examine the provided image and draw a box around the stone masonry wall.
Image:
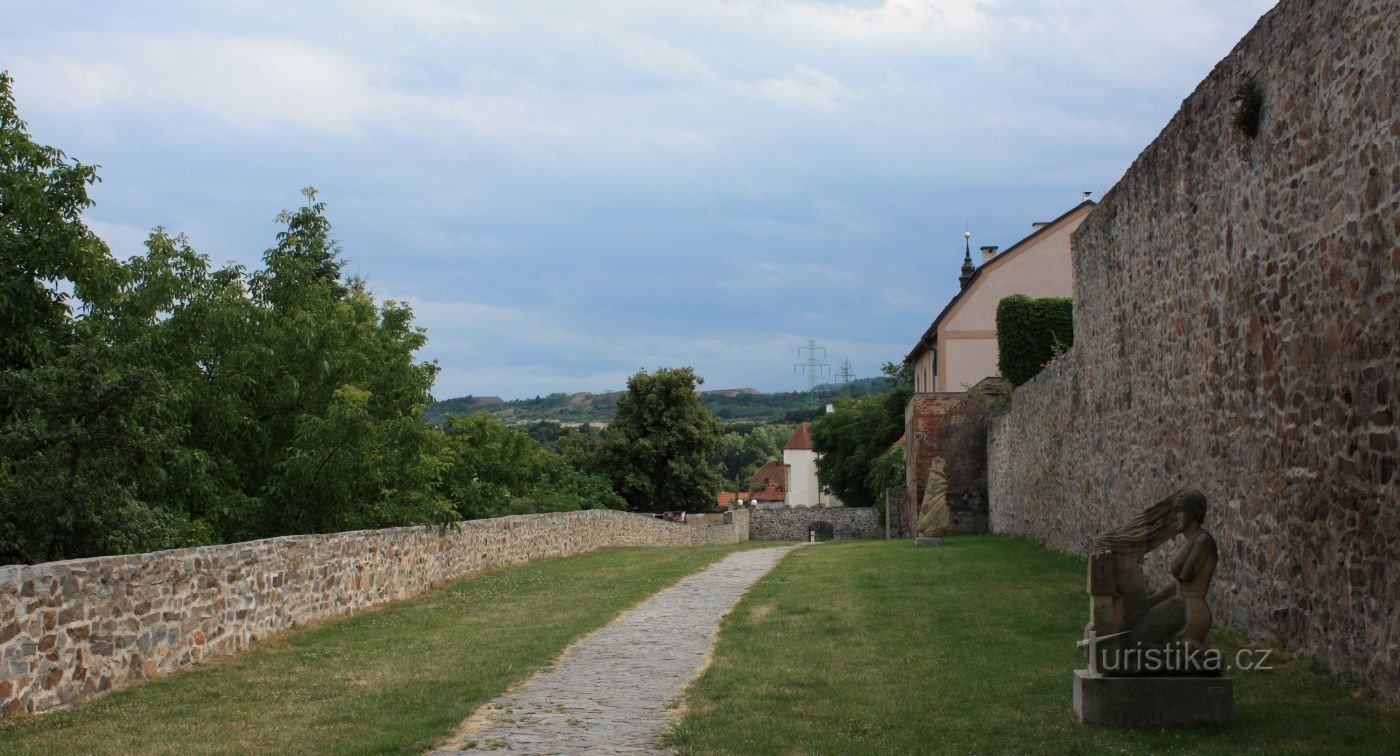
[0,509,744,717]
[749,507,881,541]
[988,0,1398,700]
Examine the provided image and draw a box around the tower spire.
[959,228,975,289]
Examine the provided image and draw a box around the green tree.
[0,73,211,561]
[809,362,911,508]
[605,367,721,512]
[709,423,794,488]
[230,191,448,538]
[866,442,906,525]
[0,70,618,564]
[436,414,622,518]
[0,72,120,375]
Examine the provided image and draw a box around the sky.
[2,0,1277,400]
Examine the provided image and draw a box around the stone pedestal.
[915,536,944,547]
[1073,669,1232,726]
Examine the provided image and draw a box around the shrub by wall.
[995,295,1073,387]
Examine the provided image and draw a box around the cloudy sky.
[4,0,1275,400]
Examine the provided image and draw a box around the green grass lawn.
[0,542,772,755]
[667,537,1400,755]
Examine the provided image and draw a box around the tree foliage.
[0,73,625,564]
[603,367,721,512]
[709,423,794,489]
[995,294,1073,386]
[808,362,911,508]
[436,414,623,519]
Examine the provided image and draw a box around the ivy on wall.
[995,295,1073,387]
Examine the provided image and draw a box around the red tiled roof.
[748,460,787,489]
[716,491,753,508]
[784,422,813,450]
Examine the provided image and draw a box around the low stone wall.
[749,507,881,541]
[988,0,1398,701]
[0,509,741,717]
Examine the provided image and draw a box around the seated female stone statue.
[1131,490,1217,654]
[1087,488,1221,675]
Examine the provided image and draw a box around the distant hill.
[422,378,892,426]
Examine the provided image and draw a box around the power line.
[793,339,830,394]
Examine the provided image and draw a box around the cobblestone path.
[429,544,803,755]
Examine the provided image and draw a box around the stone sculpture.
[1074,488,1232,726]
[916,457,950,545]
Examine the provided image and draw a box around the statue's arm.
[1176,534,1213,582]
[1146,582,1176,605]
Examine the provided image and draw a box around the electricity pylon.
[836,359,855,393]
[794,340,830,393]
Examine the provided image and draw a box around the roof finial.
[959,227,975,290]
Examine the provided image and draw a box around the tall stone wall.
[0,509,743,717]
[749,507,881,541]
[988,0,1398,700]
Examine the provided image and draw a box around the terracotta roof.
[748,460,787,489]
[784,422,814,450]
[716,491,752,508]
[905,200,1096,365]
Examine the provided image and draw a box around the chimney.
[980,245,998,264]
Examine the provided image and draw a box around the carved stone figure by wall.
[1074,489,1232,726]
[917,457,951,540]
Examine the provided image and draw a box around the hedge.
[995,295,1073,386]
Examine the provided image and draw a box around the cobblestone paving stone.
[430,544,804,755]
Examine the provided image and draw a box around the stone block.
[915,536,944,547]
[1073,669,1232,727]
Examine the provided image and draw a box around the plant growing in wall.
[995,295,1074,387]
[1232,77,1264,140]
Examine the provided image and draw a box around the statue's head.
[1172,489,1207,528]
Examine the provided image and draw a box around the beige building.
[907,200,1094,392]
[781,422,842,508]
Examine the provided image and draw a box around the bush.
[995,295,1073,386]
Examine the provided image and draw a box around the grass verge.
[0,542,773,755]
[667,537,1400,755]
